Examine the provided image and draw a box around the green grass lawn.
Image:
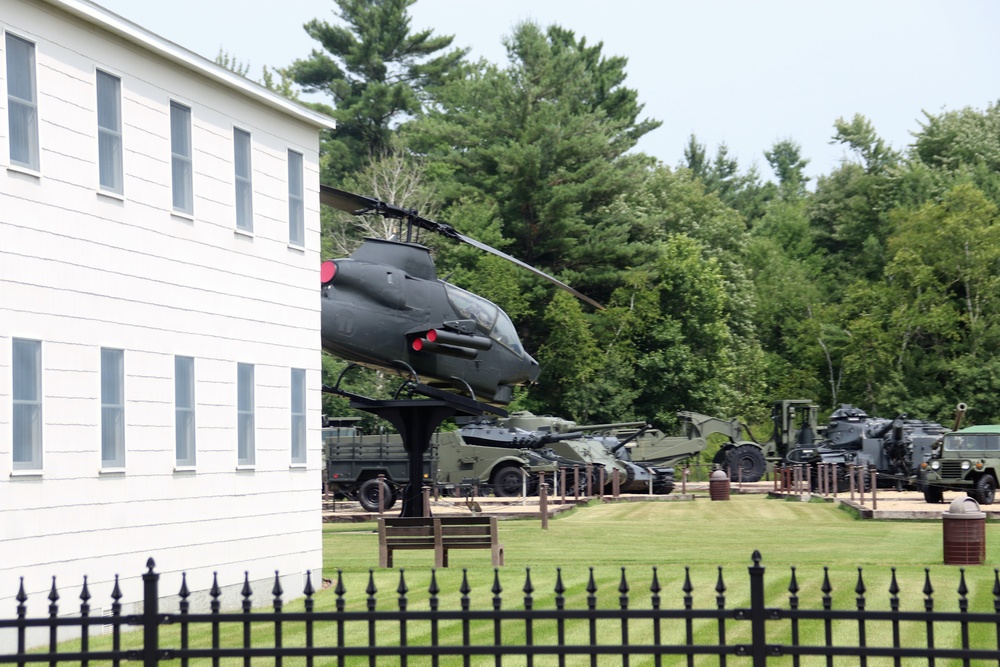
[37,494,1000,665]
[322,494,1000,612]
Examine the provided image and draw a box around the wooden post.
[377,473,386,515]
[871,467,877,510]
[832,463,838,499]
[612,468,620,499]
[682,467,689,495]
[586,464,593,497]
[849,464,856,501]
[599,468,606,501]
[560,467,567,504]
[422,485,431,518]
[573,466,580,502]
[539,473,549,530]
[858,464,865,506]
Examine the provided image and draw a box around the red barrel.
[943,495,986,565]
[709,469,730,501]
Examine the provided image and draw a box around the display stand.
[324,381,505,517]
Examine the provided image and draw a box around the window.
[288,150,304,246]
[170,102,193,214]
[96,70,122,194]
[234,128,253,231]
[237,363,254,465]
[290,368,306,464]
[175,356,195,466]
[101,348,125,468]
[5,33,39,170]
[12,339,42,470]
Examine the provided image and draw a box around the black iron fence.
[4,551,1000,666]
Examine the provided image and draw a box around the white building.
[0,0,336,637]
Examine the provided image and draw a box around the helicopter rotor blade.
[319,185,381,214]
[456,232,605,311]
[318,184,604,310]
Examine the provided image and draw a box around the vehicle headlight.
[930,461,940,470]
[961,461,971,470]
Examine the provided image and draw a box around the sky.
[95,0,1000,183]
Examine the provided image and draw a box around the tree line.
[270,0,1000,431]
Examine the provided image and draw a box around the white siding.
[0,0,330,632]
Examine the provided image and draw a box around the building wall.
[0,0,327,627]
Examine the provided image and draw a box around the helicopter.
[319,185,602,406]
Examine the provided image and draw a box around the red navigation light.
[412,338,424,351]
[320,261,337,284]
[426,329,438,342]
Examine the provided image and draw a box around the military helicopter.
[319,185,602,406]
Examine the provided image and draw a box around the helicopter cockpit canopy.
[444,283,526,357]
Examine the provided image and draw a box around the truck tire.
[492,465,525,497]
[727,445,766,483]
[923,484,943,504]
[358,478,395,512]
[975,475,996,505]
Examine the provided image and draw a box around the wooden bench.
[378,516,504,568]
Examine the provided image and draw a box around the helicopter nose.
[527,356,540,382]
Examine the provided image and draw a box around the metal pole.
[748,552,767,667]
[142,559,159,667]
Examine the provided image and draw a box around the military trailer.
[921,424,999,505]
[323,429,563,511]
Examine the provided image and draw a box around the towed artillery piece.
[783,404,950,490]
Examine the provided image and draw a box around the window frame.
[5,32,40,172]
[233,127,253,232]
[170,101,193,215]
[100,347,125,469]
[12,338,43,471]
[290,367,306,465]
[175,355,196,467]
[237,362,255,466]
[96,69,123,195]
[287,149,304,247]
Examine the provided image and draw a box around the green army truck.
[922,424,1000,504]
[324,429,563,511]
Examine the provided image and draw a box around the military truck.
[921,422,998,505]
[323,429,566,511]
